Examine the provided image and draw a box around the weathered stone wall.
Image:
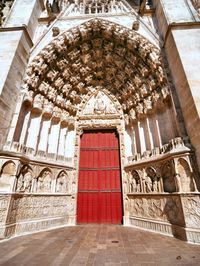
[154,0,200,168]
[125,193,200,243]
[0,193,75,238]
[0,194,11,238]
[0,0,44,148]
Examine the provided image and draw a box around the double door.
[77,130,122,224]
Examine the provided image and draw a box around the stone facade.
[0,0,200,244]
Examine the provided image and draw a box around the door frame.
[74,121,126,224]
[76,129,123,224]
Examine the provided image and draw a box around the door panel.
[77,130,122,224]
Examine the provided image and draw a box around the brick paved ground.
[0,225,200,266]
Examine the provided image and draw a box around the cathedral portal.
[0,14,200,244]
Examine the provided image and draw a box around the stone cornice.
[0,151,75,170]
[0,25,33,47]
[163,21,200,47]
[124,148,192,170]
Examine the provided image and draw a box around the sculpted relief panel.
[182,196,200,228]
[0,196,11,226]
[82,91,118,116]
[129,195,185,227]
[124,155,198,195]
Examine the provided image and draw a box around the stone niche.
[0,193,75,238]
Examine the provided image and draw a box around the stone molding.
[163,21,200,47]
[0,26,34,47]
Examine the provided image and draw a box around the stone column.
[26,110,42,150]
[65,129,75,158]
[154,113,162,147]
[58,126,68,156]
[147,114,160,148]
[132,126,138,154]
[19,108,31,145]
[144,117,154,150]
[138,120,146,154]
[37,116,52,152]
[48,121,61,155]
[124,127,133,157]
[134,122,141,154]
[6,98,25,144]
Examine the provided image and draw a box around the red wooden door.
[77,130,122,224]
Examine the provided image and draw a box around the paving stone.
[0,225,200,266]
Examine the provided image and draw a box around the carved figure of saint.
[123,181,128,194]
[16,174,24,192]
[145,176,152,193]
[23,172,32,192]
[136,182,141,193]
[56,174,68,193]
[37,176,44,192]
[94,92,105,114]
[130,177,137,193]
[44,176,51,192]
[152,179,158,192]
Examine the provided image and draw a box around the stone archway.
[22,18,169,121]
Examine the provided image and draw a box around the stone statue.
[56,172,68,193]
[145,175,152,193]
[130,177,137,193]
[16,171,32,192]
[94,92,106,114]
[152,178,159,192]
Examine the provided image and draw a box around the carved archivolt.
[191,0,200,16]
[22,18,170,122]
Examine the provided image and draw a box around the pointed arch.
[16,165,34,193]
[36,168,53,193]
[0,160,16,176]
[177,158,195,192]
[56,170,69,193]
[22,18,170,123]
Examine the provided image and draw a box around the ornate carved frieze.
[128,195,185,226]
[127,137,190,163]
[0,193,75,238]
